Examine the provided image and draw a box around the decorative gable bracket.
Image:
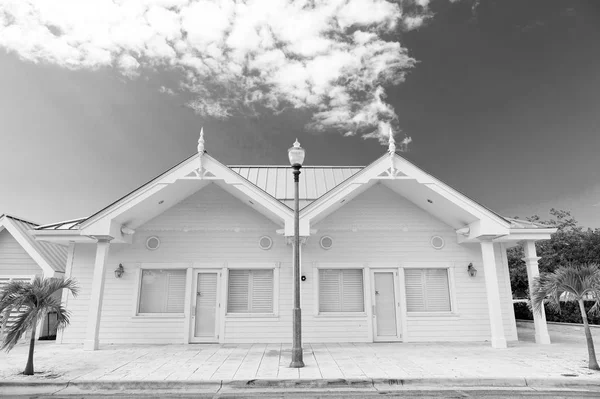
[178,167,219,180]
[374,168,416,180]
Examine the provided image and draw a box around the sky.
[1,0,599,228]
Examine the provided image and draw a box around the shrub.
[513,300,600,325]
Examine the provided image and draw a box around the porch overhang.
[300,152,511,237]
[40,154,295,244]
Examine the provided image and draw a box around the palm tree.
[530,263,600,370]
[0,277,78,375]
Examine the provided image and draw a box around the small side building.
[0,214,68,339]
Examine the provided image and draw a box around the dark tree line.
[508,208,600,298]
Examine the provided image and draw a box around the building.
[0,214,68,339]
[31,132,556,350]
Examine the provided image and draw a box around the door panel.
[372,271,400,341]
[193,272,218,341]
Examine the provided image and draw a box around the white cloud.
[159,85,176,95]
[0,0,442,141]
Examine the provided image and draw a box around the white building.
[0,214,68,339]
[31,132,556,350]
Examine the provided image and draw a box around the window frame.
[224,263,279,318]
[402,265,458,317]
[133,263,190,319]
[314,263,367,317]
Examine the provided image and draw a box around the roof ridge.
[0,214,39,226]
[227,165,366,168]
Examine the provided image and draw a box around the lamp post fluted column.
[288,139,305,368]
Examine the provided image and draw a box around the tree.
[507,209,600,298]
[0,277,78,375]
[530,264,600,370]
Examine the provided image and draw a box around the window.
[319,269,364,313]
[138,269,186,314]
[227,269,274,313]
[0,276,34,289]
[404,268,451,312]
[0,276,34,331]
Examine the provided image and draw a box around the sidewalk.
[1,326,599,395]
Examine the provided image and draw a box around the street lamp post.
[288,139,305,368]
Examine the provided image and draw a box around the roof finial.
[198,127,205,154]
[388,127,396,154]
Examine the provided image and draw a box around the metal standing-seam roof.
[35,217,87,231]
[0,215,69,272]
[228,165,364,209]
[504,217,555,230]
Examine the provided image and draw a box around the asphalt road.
[8,389,600,398]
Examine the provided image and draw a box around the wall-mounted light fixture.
[467,263,477,277]
[114,263,125,278]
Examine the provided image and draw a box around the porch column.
[522,240,551,344]
[480,240,507,349]
[84,236,112,351]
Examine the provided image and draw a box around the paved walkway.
[0,327,599,385]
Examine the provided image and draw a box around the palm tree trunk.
[23,318,37,375]
[578,299,600,370]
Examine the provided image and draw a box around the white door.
[371,270,401,342]
[190,271,220,343]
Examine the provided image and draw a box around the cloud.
[0,0,438,142]
[159,85,176,96]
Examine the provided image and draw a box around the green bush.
[514,300,600,325]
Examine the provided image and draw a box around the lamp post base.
[289,348,305,368]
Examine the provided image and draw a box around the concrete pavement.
[1,326,599,396]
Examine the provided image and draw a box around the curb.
[2,377,600,392]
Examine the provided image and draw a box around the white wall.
[62,183,293,345]
[0,230,43,277]
[62,182,517,345]
[306,183,517,343]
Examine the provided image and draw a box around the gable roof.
[34,152,297,240]
[300,152,512,235]
[229,166,363,209]
[32,145,553,241]
[0,214,68,274]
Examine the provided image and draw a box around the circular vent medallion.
[430,235,445,250]
[320,236,333,250]
[146,236,161,251]
[259,236,273,250]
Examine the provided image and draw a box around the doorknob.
[197,292,202,296]
[375,291,380,295]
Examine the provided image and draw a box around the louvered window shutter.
[250,270,273,313]
[424,269,451,311]
[228,269,274,313]
[166,271,186,312]
[228,270,250,313]
[0,276,34,334]
[319,269,364,312]
[139,269,186,313]
[404,268,451,312]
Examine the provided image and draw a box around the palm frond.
[0,306,40,351]
[530,263,600,317]
[0,281,32,312]
[588,290,600,316]
[1,277,80,352]
[37,277,79,299]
